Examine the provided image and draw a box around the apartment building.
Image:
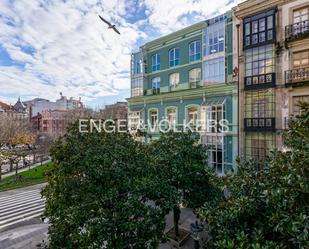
[234,0,309,160]
[281,0,309,125]
[100,101,128,121]
[128,13,238,175]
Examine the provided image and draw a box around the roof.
[13,98,26,112]
[143,21,206,50]
[0,101,12,110]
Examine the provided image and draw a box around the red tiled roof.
[0,101,12,110]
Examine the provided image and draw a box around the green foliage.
[43,123,175,249]
[149,131,219,237]
[0,162,52,191]
[198,104,309,249]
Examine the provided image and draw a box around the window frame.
[292,95,309,114]
[244,89,276,131]
[131,77,143,97]
[151,53,160,72]
[243,9,276,49]
[151,77,160,94]
[165,107,177,128]
[169,48,180,67]
[186,105,200,129]
[244,45,276,89]
[189,68,201,87]
[292,50,309,69]
[189,40,201,62]
[203,57,225,84]
[169,73,180,87]
[148,109,158,128]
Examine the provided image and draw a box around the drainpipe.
[236,23,240,157]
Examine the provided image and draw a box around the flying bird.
[98,15,120,35]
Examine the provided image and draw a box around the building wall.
[281,0,309,129]
[128,15,238,174]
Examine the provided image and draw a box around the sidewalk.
[1,159,51,179]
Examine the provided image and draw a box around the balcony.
[285,67,309,86]
[244,73,276,90]
[285,20,309,41]
[244,118,276,132]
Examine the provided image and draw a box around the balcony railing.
[244,117,276,132]
[285,20,309,41]
[152,88,160,95]
[285,67,309,86]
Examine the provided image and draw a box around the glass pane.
[259,32,266,42]
[267,30,273,40]
[259,18,265,31]
[245,23,250,35]
[175,48,179,59]
[190,43,194,56]
[252,21,258,33]
[246,36,251,46]
[252,34,258,44]
[267,16,273,29]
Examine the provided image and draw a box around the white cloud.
[0,0,243,106]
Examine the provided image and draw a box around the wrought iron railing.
[285,67,309,85]
[285,20,309,40]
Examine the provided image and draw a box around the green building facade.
[128,12,238,175]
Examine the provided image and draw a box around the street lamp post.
[190,220,204,249]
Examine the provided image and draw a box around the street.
[0,184,198,249]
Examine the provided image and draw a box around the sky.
[0,0,243,108]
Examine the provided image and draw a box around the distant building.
[40,110,67,137]
[24,92,83,117]
[0,98,30,121]
[31,113,42,132]
[100,101,128,120]
[0,101,11,113]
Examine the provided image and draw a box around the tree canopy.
[43,124,175,249]
[149,131,219,239]
[198,104,309,249]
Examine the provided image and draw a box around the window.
[132,59,142,74]
[128,111,141,130]
[167,108,177,127]
[245,89,275,130]
[243,10,275,48]
[245,133,275,160]
[189,40,201,62]
[187,106,198,127]
[245,44,275,87]
[206,104,225,133]
[131,77,143,97]
[293,50,309,69]
[149,110,158,128]
[203,57,225,83]
[203,20,225,56]
[151,53,160,72]
[169,48,179,67]
[293,95,309,114]
[152,77,160,94]
[189,68,201,87]
[200,102,225,175]
[293,7,308,24]
[169,73,180,87]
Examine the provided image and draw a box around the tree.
[0,114,36,173]
[149,131,219,241]
[198,103,309,249]
[34,134,52,165]
[43,123,174,249]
